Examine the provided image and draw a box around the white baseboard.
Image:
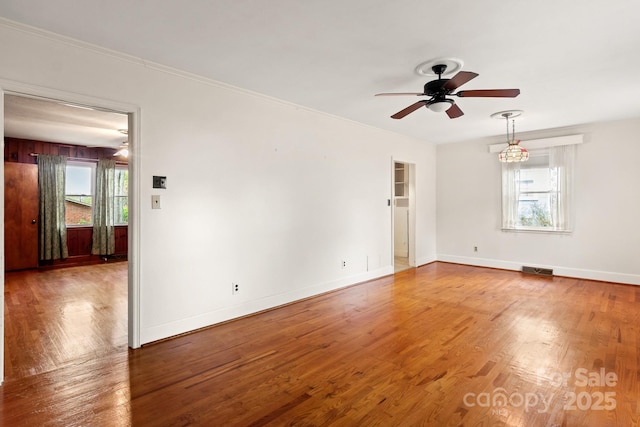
[437,254,640,286]
[141,265,394,344]
[415,255,437,267]
[140,255,639,344]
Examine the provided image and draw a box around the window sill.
[501,227,572,235]
[66,224,128,228]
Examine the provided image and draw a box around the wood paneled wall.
[66,226,128,257]
[4,137,124,164]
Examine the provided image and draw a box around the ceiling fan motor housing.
[424,79,451,96]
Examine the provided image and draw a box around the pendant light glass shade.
[499,140,529,162]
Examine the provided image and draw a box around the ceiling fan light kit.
[376,59,521,120]
[426,99,453,112]
[114,141,129,158]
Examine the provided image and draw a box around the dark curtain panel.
[92,158,116,255]
[38,154,68,260]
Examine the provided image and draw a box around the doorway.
[393,161,415,273]
[1,86,141,384]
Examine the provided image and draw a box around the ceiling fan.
[375,64,520,119]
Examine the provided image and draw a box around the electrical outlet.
[232,283,239,295]
[151,195,161,209]
[474,246,478,252]
[341,260,347,269]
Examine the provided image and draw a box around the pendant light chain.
[504,112,513,143]
[506,114,510,141]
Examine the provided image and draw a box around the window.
[64,162,129,226]
[65,163,95,226]
[502,145,574,232]
[114,167,129,225]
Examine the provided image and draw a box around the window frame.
[501,145,574,234]
[64,161,129,227]
[113,166,129,226]
[64,161,96,227]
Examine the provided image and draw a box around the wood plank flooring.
[2,262,639,426]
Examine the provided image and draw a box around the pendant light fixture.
[495,111,528,163]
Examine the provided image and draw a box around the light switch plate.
[153,176,167,189]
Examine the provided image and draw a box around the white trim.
[437,254,640,286]
[416,255,438,267]
[501,227,572,234]
[127,109,142,349]
[0,79,142,352]
[141,266,394,344]
[0,91,5,384]
[489,134,584,153]
[391,158,417,269]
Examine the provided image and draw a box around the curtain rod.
[29,152,128,165]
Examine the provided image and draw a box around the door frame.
[0,81,142,384]
[391,158,416,269]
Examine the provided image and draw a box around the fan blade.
[446,103,464,119]
[391,100,428,119]
[375,92,425,96]
[443,71,479,91]
[456,89,520,98]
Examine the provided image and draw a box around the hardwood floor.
[3,263,128,380]
[2,262,639,426]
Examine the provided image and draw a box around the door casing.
[0,81,142,385]
[391,159,416,269]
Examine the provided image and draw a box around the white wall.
[436,118,640,285]
[0,21,437,346]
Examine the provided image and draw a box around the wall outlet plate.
[151,195,161,209]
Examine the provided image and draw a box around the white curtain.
[38,154,69,260]
[92,159,116,255]
[501,144,575,231]
[501,162,521,229]
[549,144,575,231]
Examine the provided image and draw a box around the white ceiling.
[4,95,128,147]
[2,0,640,145]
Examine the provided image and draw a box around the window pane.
[518,193,552,227]
[114,196,128,224]
[516,167,553,227]
[114,169,128,196]
[66,165,92,195]
[65,164,94,226]
[518,168,551,192]
[114,168,128,224]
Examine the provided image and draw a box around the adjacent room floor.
[2,262,638,426]
[394,256,411,273]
